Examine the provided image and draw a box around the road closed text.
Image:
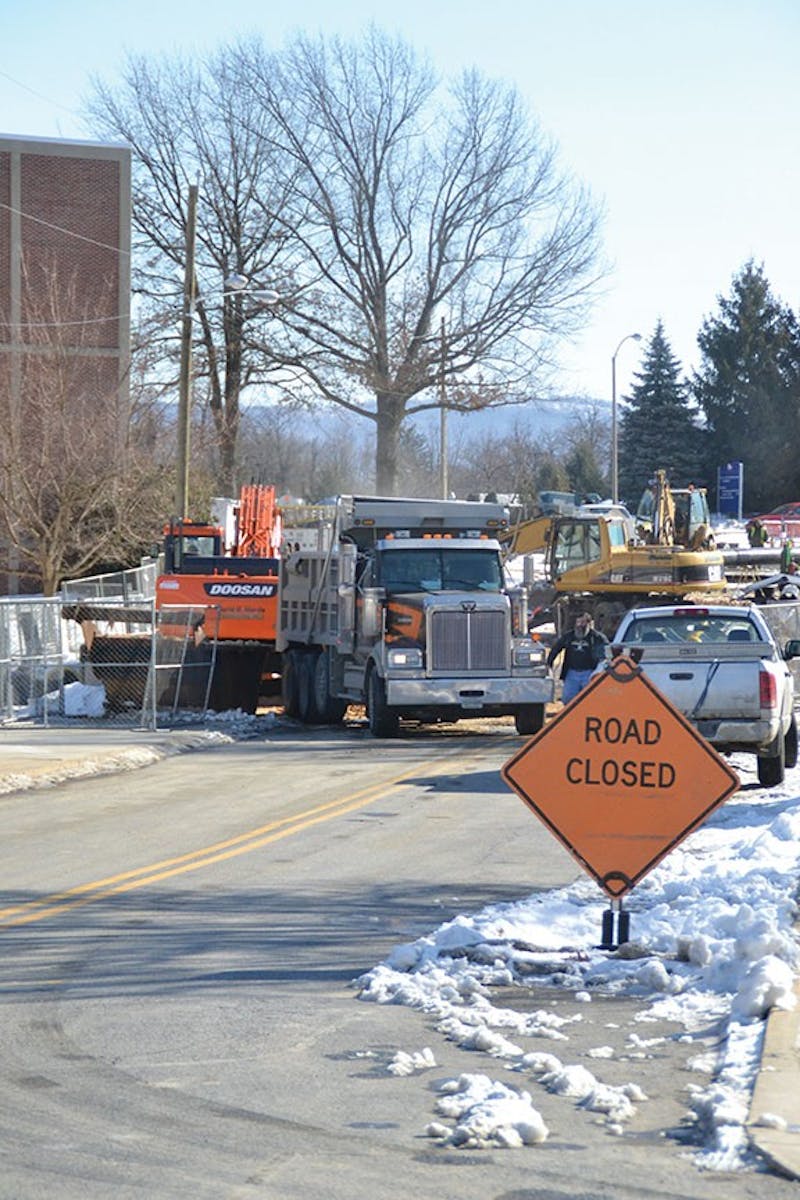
[565,714,676,788]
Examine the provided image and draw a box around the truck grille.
[430,608,508,672]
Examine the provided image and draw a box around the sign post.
[717,460,744,521]
[502,655,739,947]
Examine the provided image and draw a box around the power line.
[6,315,127,329]
[0,199,131,256]
[0,68,80,116]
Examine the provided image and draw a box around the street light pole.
[176,182,198,519]
[611,331,642,504]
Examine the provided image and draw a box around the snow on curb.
[356,758,800,1167]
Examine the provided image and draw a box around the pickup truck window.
[622,615,763,644]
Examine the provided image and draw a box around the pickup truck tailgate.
[626,642,766,719]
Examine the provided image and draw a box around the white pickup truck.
[609,603,799,786]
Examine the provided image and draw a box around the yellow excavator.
[502,471,727,635]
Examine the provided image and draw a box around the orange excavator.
[155,484,283,710]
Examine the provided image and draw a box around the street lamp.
[611,331,642,504]
[221,273,281,305]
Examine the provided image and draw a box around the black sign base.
[599,900,630,949]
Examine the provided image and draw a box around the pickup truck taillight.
[759,670,778,709]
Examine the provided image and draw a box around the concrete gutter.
[747,978,800,1178]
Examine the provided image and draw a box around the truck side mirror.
[783,639,800,661]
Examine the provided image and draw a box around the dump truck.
[276,495,554,736]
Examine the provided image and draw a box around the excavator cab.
[636,471,714,549]
[162,522,223,573]
[550,518,604,578]
[672,487,712,546]
[547,514,631,582]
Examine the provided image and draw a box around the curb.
[747,978,800,1178]
[0,730,234,797]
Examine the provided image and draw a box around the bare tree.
[0,266,169,594]
[85,50,300,499]
[87,30,601,499]
[240,29,602,492]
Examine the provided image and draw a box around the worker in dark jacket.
[547,611,609,705]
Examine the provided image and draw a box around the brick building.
[0,134,131,590]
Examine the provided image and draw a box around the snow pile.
[426,1073,549,1148]
[535,1057,647,1131]
[358,760,800,1168]
[387,1047,436,1076]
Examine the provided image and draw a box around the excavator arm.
[501,513,554,557]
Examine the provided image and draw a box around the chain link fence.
[0,562,222,729]
[757,601,800,696]
[0,597,71,725]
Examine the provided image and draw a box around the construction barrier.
[0,597,70,726]
[0,591,220,730]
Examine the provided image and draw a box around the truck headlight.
[513,644,545,667]
[387,646,423,669]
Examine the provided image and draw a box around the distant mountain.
[408,393,608,441]
[245,393,607,443]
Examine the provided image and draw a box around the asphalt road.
[0,718,794,1199]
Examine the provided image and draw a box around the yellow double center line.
[0,751,480,930]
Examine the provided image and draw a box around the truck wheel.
[313,652,347,724]
[785,715,798,769]
[282,650,301,718]
[297,652,322,724]
[757,733,786,787]
[515,704,545,736]
[367,670,399,738]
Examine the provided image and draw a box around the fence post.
[146,598,158,731]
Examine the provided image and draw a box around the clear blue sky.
[1,0,798,402]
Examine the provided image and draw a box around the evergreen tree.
[563,438,606,499]
[692,261,800,512]
[617,321,703,507]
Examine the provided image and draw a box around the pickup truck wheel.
[785,715,798,769]
[367,670,399,738]
[515,704,545,736]
[757,733,786,787]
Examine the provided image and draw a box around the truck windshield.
[378,548,503,594]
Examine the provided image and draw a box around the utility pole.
[176,182,198,518]
[439,316,448,500]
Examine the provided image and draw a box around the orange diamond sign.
[502,655,740,898]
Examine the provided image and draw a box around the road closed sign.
[501,655,740,898]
